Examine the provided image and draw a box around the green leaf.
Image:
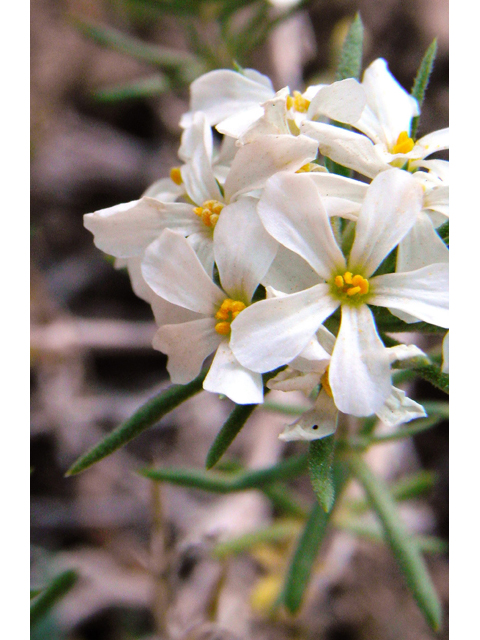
[93,74,170,102]
[212,520,301,559]
[140,453,308,492]
[30,588,42,600]
[410,39,438,139]
[411,363,449,394]
[205,403,257,470]
[335,13,364,81]
[66,369,208,476]
[308,435,336,512]
[347,453,442,631]
[30,570,78,627]
[282,460,349,613]
[437,220,449,247]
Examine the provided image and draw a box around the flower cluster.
[84,59,449,440]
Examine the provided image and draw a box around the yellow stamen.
[169,166,183,185]
[296,163,316,173]
[334,271,370,300]
[287,90,310,114]
[193,199,224,228]
[320,367,333,398]
[392,130,415,155]
[214,298,246,335]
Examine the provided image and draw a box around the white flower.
[268,327,427,441]
[140,198,277,404]
[230,168,448,416]
[301,58,449,179]
[84,112,318,277]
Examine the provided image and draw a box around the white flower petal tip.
[279,408,336,442]
[387,344,429,367]
[441,332,449,374]
[375,387,427,427]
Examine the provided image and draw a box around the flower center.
[286,91,310,114]
[296,163,318,173]
[392,131,415,155]
[214,298,246,335]
[169,166,183,185]
[320,366,333,398]
[333,271,369,300]
[193,200,224,228]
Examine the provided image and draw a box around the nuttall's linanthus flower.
[140,198,277,404]
[267,325,427,441]
[230,168,449,417]
[301,58,449,180]
[180,67,366,141]
[84,112,318,278]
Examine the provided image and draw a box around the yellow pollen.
[193,199,224,228]
[392,130,415,154]
[320,368,333,398]
[334,271,369,299]
[286,91,310,114]
[170,166,183,185]
[214,298,246,335]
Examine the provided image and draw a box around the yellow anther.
[214,298,246,335]
[320,367,333,398]
[193,199,224,228]
[392,130,415,155]
[333,272,370,300]
[215,322,231,335]
[346,286,361,296]
[170,167,183,185]
[296,163,316,173]
[287,91,310,114]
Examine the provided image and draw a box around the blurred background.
[31,1,448,638]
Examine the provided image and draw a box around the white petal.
[186,231,215,275]
[84,198,200,258]
[263,245,320,294]
[142,177,183,201]
[142,229,224,314]
[214,197,277,302]
[230,284,339,373]
[215,107,266,139]
[349,169,423,277]
[178,111,213,163]
[308,172,368,202]
[150,295,200,327]
[375,387,426,427]
[279,392,337,441]
[267,368,321,394]
[423,185,449,217]
[180,123,223,205]
[369,263,449,328]
[154,318,221,384]
[124,256,155,303]
[257,172,346,280]
[203,340,264,404]
[396,212,449,273]
[180,69,274,128]
[307,78,366,123]
[224,134,318,201]
[301,121,388,178]
[387,343,427,365]
[413,128,449,158]
[360,58,419,148]
[329,304,391,416]
[240,89,290,142]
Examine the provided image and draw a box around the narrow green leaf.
[93,75,170,102]
[347,453,442,631]
[349,470,437,512]
[410,39,438,139]
[411,363,449,394]
[308,435,336,512]
[437,220,449,247]
[335,13,364,81]
[66,369,207,476]
[261,484,309,519]
[30,588,42,600]
[282,460,349,613]
[30,570,78,627]
[140,453,308,492]
[205,403,257,470]
[261,400,310,416]
[212,520,301,559]
[367,415,443,444]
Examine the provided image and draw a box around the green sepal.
[308,435,336,512]
[30,570,78,628]
[410,39,438,139]
[66,369,208,476]
[335,13,364,81]
[347,453,442,631]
